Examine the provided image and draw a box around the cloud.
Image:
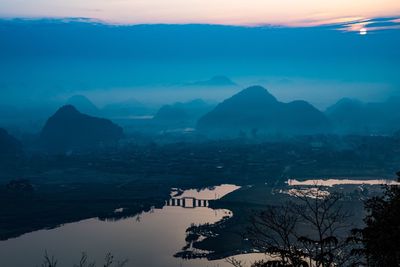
[338,17,400,33]
[1,0,400,26]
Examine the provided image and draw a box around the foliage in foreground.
[227,175,400,267]
[362,184,400,266]
[227,188,361,267]
[38,252,128,267]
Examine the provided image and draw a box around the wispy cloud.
[338,17,400,33]
[1,0,400,27]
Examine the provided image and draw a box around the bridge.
[165,197,209,208]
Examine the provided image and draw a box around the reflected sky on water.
[0,184,263,267]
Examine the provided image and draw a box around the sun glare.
[359,28,368,35]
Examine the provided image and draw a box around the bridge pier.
[166,197,209,208]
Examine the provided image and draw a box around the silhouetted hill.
[153,105,189,122]
[197,86,330,136]
[40,105,123,152]
[325,98,369,134]
[0,128,22,155]
[284,100,330,130]
[66,95,99,116]
[173,99,214,118]
[325,98,364,115]
[326,97,400,134]
[153,99,214,128]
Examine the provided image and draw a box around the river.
[0,184,262,267]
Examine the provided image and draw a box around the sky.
[1,19,399,109]
[1,0,400,26]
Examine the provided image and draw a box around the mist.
[1,17,400,134]
[1,19,399,100]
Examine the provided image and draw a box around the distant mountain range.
[325,97,400,134]
[40,105,123,152]
[197,86,331,136]
[3,85,400,142]
[153,99,214,128]
[0,128,21,155]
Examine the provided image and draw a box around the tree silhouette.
[230,187,359,267]
[362,184,400,266]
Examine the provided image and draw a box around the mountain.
[325,98,366,133]
[326,97,400,134]
[187,76,237,87]
[66,95,99,116]
[153,99,214,128]
[0,128,22,155]
[40,105,123,152]
[172,99,214,119]
[197,86,330,136]
[325,98,364,116]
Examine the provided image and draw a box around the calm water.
[0,184,261,267]
[287,178,400,187]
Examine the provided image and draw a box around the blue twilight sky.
[0,18,400,108]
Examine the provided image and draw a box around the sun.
[359,28,368,35]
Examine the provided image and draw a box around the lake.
[0,184,262,267]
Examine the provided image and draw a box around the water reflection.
[287,178,400,187]
[172,184,241,200]
[0,184,247,267]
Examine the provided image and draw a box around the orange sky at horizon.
[0,0,400,26]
